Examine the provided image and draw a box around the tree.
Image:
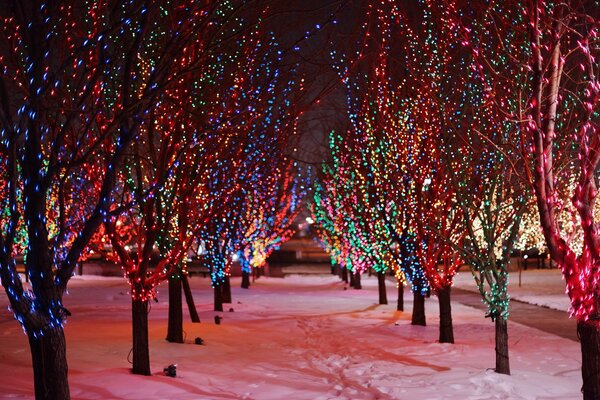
[443,0,600,384]
[105,112,217,374]
[505,0,600,395]
[367,0,528,370]
[0,1,191,397]
[411,0,527,373]
[104,2,306,373]
[331,0,436,321]
[238,160,306,288]
[311,130,411,301]
[312,144,372,291]
[311,173,350,282]
[329,0,527,370]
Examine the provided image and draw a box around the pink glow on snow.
[0,272,581,399]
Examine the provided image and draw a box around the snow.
[453,268,572,312]
[0,271,581,399]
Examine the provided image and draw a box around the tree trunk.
[578,320,600,399]
[437,286,454,343]
[411,291,426,326]
[214,284,223,312]
[28,326,70,400]
[495,318,510,375]
[331,264,336,275]
[377,271,387,304]
[342,267,348,283]
[132,298,151,375]
[166,274,183,343]
[353,272,361,289]
[181,273,200,323]
[222,276,232,303]
[241,271,250,289]
[397,284,404,311]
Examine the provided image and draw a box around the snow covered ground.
[453,268,571,312]
[0,272,581,399]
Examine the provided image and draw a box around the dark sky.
[260,0,367,167]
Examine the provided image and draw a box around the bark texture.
[578,321,600,399]
[214,284,223,312]
[132,298,151,375]
[437,286,454,343]
[28,327,70,400]
[411,292,426,326]
[166,274,183,343]
[222,276,232,303]
[377,271,388,304]
[495,318,510,375]
[181,274,200,323]
[397,284,404,311]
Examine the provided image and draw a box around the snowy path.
[452,268,571,312]
[451,288,578,342]
[0,274,582,399]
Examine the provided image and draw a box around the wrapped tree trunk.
[166,274,184,343]
[222,276,232,303]
[241,270,251,289]
[495,318,510,374]
[342,267,348,283]
[411,291,426,326]
[377,271,387,304]
[578,321,600,399]
[28,327,70,400]
[181,274,200,323]
[397,283,404,311]
[437,286,454,343]
[132,298,151,375]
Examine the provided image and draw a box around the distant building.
[268,222,329,264]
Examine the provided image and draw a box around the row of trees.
[311,1,600,398]
[0,1,335,398]
[1,0,598,398]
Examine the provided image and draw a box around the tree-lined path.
[0,273,582,399]
[1,0,598,398]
